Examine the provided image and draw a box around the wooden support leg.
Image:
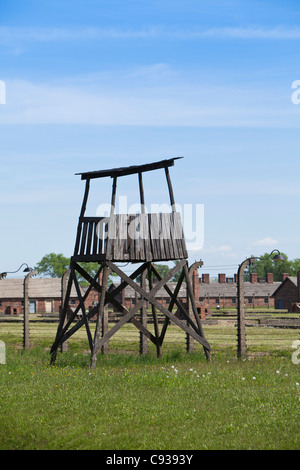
[60,269,71,353]
[139,269,148,355]
[91,264,109,368]
[71,264,93,354]
[50,271,73,364]
[148,264,161,358]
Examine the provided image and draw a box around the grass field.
[0,318,300,450]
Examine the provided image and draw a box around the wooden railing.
[72,213,188,262]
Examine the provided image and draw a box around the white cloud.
[252,237,278,246]
[202,245,234,254]
[1,26,300,44]
[1,75,298,128]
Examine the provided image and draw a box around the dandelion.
[296,382,299,386]
[242,377,245,381]
[276,370,280,374]
[253,377,256,380]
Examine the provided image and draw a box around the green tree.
[35,253,117,285]
[245,252,292,282]
[35,253,70,278]
[290,258,300,276]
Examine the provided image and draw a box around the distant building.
[0,278,86,315]
[197,272,281,309]
[271,272,300,311]
[0,270,290,317]
[109,271,281,311]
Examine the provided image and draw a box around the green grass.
[0,320,300,449]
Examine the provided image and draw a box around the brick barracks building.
[1,271,297,317]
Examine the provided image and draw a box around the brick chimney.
[202,273,210,284]
[282,273,289,281]
[266,273,273,284]
[297,272,300,302]
[192,269,200,301]
[218,273,226,284]
[250,273,258,283]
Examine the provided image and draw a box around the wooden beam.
[107,260,210,351]
[70,264,93,353]
[76,157,183,180]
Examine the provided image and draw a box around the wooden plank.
[79,221,88,256]
[160,213,168,259]
[86,221,94,255]
[172,212,184,259]
[92,221,98,255]
[142,214,152,262]
[169,213,180,259]
[113,215,120,260]
[128,215,136,261]
[106,215,116,260]
[162,213,173,259]
[150,213,162,260]
[134,216,140,261]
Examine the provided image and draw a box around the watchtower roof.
[76,157,183,180]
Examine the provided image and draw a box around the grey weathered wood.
[60,268,70,353]
[91,264,110,367]
[148,264,161,357]
[139,268,148,354]
[72,212,187,262]
[79,221,88,255]
[70,264,93,353]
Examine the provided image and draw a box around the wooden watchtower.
[50,158,210,366]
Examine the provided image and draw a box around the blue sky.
[1,0,300,278]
